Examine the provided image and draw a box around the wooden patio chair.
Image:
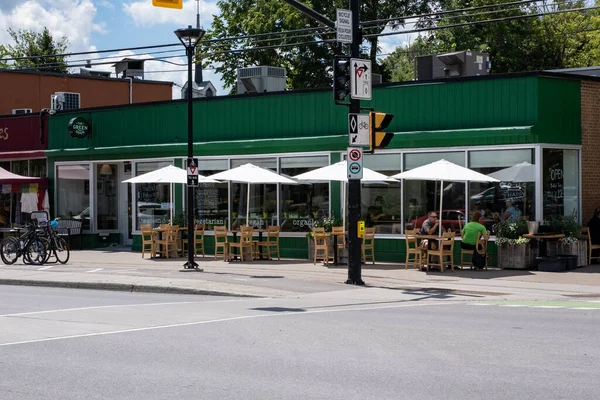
[153,225,179,259]
[140,224,154,258]
[405,229,423,269]
[313,227,332,265]
[460,231,490,270]
[332,226,346,263]
[257,225,280,260]
[182,224,205,257]
[426,231,455,272]
[229,228,254,261]
[214,225,229,261]
[361,227,376,264]
[584,227,600,265]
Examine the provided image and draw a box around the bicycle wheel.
[25,237,49,265]
[0,237,20,265]
[54,237,70,264]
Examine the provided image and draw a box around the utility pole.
[346,0,364,285]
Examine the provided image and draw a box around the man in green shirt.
[461,211,489,250]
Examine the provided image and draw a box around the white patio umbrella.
[488,162,535,182]
[207,163,297,225]
[392,159,499,235]
[293,160,398,227]
[122,165,219,224]
[489,161,535,218]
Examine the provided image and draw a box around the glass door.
[119,162,133,246]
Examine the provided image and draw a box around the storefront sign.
[68,117,90,139]
[0,115,45,151]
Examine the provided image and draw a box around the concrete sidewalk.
[1,249,600,300]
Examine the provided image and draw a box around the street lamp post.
[175,25,205,269]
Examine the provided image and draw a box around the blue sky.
[0,1,408,99]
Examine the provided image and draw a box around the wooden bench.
[55,219,83,250]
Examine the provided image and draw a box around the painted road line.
[474,300,600,309]
[37,266,55,271]
[85,268,104,273]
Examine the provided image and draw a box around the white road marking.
[499,304,528,307]
[85,268,104,273]
[535,306,564,309]
[0,301,458,347]
[37,266,55,270]
[0,299,244,318]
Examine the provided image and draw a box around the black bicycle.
[0,224,49,265]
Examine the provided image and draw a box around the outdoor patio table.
[153,226,187,258]
[228,229,267,260]
[523,233,565,258]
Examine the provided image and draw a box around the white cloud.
[123,0,219,28]
[0,0,102,53]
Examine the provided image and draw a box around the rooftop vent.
[415,51,490,80]
[236,66,286,94]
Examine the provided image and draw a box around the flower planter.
[548,239,588,267]
[497,243,537,269]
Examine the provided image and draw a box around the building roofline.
[0,68,173,86]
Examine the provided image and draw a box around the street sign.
[336,9,352,44]
[350,58,372,100]
[187,157,199,187]
[347,147,363,180]
[348,113,370,146]
[152,0,183,9]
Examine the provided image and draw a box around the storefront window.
[134,161,172,229]
[404,152,465,233]
[196,159,229,229]
[12,160,28,176]
[230,158,277,229]
[0,162,11,228]
[543,149,579,220]
[97,164,118,230]
[469,149,536,232]
[362,154,401,234]
[30,159,47,178]
[57,164,90,230]
[280,155,329,232]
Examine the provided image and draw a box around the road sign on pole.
[348,113,370,146]
[347,147,363,180]
[187,157,199,186]
[350,58,372,100]
[336,9,352,43]
[152,0,183,9]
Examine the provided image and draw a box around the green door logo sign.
[68,117,90,139]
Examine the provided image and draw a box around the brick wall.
[581,80,600,223]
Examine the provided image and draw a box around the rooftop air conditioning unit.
[51,92,80,110]
[236,66,286,94]
[12,108,33,115]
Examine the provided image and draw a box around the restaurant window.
[361,153,401,234]
[231,158,277,229]
[30,159,47,178]
[468,149,535,232]
[404,152,466,233]
[96,164,118,230]
[57,164,90,230]
[0,162,11,228]
[134,161,172,229]
[12,160,28,176]
[543,149,579,220]
[280,155,329,233]
[196,159,229,230]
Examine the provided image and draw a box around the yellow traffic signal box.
[369,112,394,151]
[152,0,183,9]
[357,221,365,238]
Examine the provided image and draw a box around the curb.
[0,279,258,298]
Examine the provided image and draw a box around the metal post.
[346,0,364,285]
[184,46,199,269]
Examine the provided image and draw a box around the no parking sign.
[347,147,363,180]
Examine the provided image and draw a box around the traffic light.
[152,0,183,9]
[333,56,351,103]
[370,112,394,151]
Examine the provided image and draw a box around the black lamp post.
[175,25,205,269]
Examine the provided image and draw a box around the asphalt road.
[1,286,599,400]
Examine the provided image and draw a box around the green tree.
[0,27,69,73]
[203,0,438,91]
[382,35,445,81]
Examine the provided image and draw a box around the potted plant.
[545,215,586,267]
[495,219,535,269]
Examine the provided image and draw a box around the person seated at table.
[461,211,489,251]
[587,207,600,245]
[503,201,522,222]
[366,196,385,227]
[419,211,439,250]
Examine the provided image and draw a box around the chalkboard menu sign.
[138,183,158,203]
[543,150,564,215]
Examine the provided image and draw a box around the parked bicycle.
[0,223,49,265]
